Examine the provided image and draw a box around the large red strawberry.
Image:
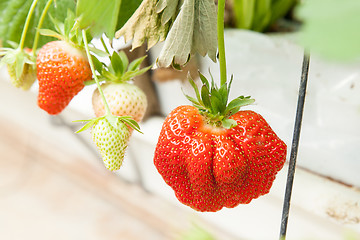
[36,40,92,114]
[154,74,287,212]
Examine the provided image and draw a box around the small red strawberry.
[36,40,92,114]
[154,74,287,212]
[92,82,147,122]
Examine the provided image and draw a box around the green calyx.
[184,72,255,129]
[75,114,142,134]
[39,9,91,48]
[85,50,151,85]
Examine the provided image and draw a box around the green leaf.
[76,0,121,39]
[116,0,142,30]
[156,0,180,25]
[0,0,75,49]
[296,0,360,61]
[157,0,217,67]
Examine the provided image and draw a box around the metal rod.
[279,52,310,239]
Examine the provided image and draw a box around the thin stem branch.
[82,30,111,116]
[217,0,227,86]
[100,36,111,56]
[279,52,310,239]
[19,0,39,50]
[32,0,54,52]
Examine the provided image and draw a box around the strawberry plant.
[0,0,287,212]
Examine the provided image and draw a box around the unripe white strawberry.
[92,82,148,123]
[91,117,131,171]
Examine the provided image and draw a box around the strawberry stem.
[32,0,54,52]
[82,30,112,116]
[19,0,39,50]
[217,0,227,86]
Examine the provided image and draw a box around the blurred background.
[1,0,360,239]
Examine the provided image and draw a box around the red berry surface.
[37,40,92,115]
[154,105,287,212]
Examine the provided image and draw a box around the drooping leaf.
[156,0,181,25]
[157,0,217,67]
[115,0,171,50]
[116,0,142,30]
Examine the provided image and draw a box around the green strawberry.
[91,117,130,171]
[76,114,141,171]
[0,46,36,90]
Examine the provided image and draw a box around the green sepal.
[91,54,104,73]
[118,116,143,134]
[121,65,152,82]
[187,73,203,105]
[110,51,124,75]
[74,118,100,133]
[38,29,63,39]
[200,84,212,110]
[99,50,150,84]
[225,96,255,116]
[222,118,238,129]
[128,56,147,72]
[117,51,129,74]
[89,46,109,58]
[185,72,255,129]
[199,72,210,89]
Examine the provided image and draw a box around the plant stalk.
[217,0,227,86]
[19,0,39,50]
[82,30,111,116]
[32,0,54,52]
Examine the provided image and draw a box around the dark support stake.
[279,52,310,239]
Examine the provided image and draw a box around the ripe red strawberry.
[153,74,287,212]
[36,40,92,114]
[92,82,147,122]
